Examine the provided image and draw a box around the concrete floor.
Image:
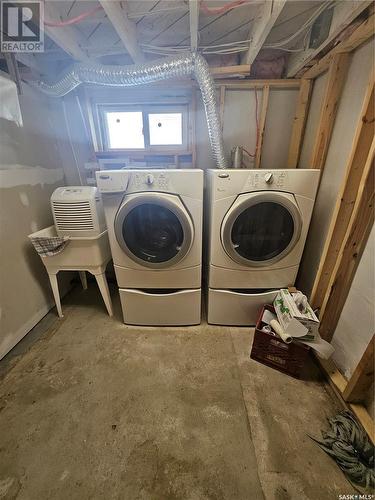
[0,284,354,499]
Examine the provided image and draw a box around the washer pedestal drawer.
[207,288,279,326]
[119,288,201,326]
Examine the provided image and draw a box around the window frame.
[97,102,190,153]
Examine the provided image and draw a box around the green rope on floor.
[310,411,374,492]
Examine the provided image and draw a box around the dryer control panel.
[247,171,288,189]
[132,171,170,190]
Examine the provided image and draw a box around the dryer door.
[221,192,302,267]
[114,192,194,268]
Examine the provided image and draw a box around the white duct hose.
[34,53,228,169]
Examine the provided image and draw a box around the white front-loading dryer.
[205,169,319,325]
[96,169,203,325]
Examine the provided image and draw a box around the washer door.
[114,192,194,268]
[221,192,302,267]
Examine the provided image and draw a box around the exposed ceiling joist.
[43,2,90,61]
[189,0,199,51]
[287,0,372,78]
[242,0,287,65]
[99,1,144,63]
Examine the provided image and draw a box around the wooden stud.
[311,79,375,310]
[242,0,287,65]
[287,79,312,168]
[310,53,349,172]
[99,1,144,63]
[343,336,375,403]
[219,85,226,134]
[255,85,270,169]
[303,12,375,80]
[319,144,375,341]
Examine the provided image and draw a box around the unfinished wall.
[196,87,298,169]
[297,37,375,395]
[0,81,70,359]
[81,84,299,171]
[298,37,375,296]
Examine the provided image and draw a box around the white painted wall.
[331,225,374,379]
[197,87,298,169]
[0,82,71,359]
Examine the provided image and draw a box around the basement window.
[99,104,188,152]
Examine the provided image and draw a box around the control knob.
[146,174,154,185]
[264,173,274,184]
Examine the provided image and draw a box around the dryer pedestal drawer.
[119,288,201,326]
[207,288,278,326]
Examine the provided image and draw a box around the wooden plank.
[189,0,199,51]
[310,53,349,171]
[43,2,89,61]
[311,79,375,309]
[255,85,270,169]
[317,355,375,443]
[303,12,375,80]
[287,79,312,168]
[210,65,251,78]
[242,0,287,65]
[219,85,226,134]
[99,1,144,63]
[343,336,375,403]
[319,145,375,341]
[288,1,372,78]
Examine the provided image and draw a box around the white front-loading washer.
[205,169,319,325]
[96,169,203,325]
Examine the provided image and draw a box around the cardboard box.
[273,289,319,340]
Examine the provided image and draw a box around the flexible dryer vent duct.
[36,53,228,169]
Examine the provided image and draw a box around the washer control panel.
[247,171,288,189]
[133,172,170,190]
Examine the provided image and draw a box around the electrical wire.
[264,1,334,50]
[199,0,252,16]
[44,4,103,27]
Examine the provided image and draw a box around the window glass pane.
[231,202,294,261]
[106,111,144,149]
[149,113,182,145]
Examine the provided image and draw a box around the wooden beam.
[317,356,375,443]
[311,79,375,309]
[242,0,286,65]
[287,79,312,168]
[255,85,270,168]
[99,1,144,63]
[189,0,199,51]
[303,12,375,80]
[319,144,375,341]
[43,2,89,61]
[343,336,375,403]
[210,65,251,78]
[310,53,349,172]
[288,1,372,78]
